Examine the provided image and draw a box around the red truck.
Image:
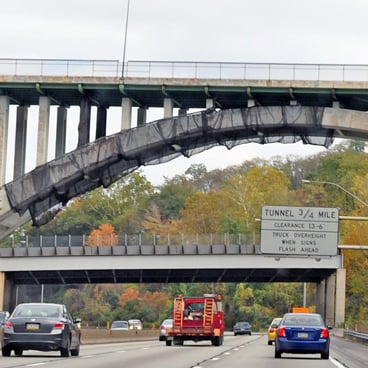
[165,293,225,346]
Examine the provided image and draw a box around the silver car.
[159,319,173,341]
[1,303,81,357]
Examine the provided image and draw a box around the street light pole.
[121,0,130,81]
[301,179,368,209]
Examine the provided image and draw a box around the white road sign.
[260,206,339,256]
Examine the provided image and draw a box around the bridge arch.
[0,105,367,238]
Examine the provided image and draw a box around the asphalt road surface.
[0,333,365,368]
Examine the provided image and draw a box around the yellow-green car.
[267,317,282,345]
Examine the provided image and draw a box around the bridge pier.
[96,107,107,139]
[0,96,10,185]
[121,97,132,130]
[37,96,51,166]
[14,105,28,178]
[316,270,345,327]
[55,106,68,157]
[78,97,91,147]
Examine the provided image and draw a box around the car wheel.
[2,347,11,357]
[165,340,172,346]
[70,345,80,357]
[274,348,282,358]
[268,341,272,345]
[321,351,329,360]
[14,348,23,356]
[234,333,237,336]
[60,338,70,357]
[249,332,252,336]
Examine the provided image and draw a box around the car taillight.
[53,322,65,330]
[320,328,329,338]
[269,327,275,332]
[4,321,13,329]
[277,327,286,337]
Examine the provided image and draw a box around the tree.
[86,224,118,246]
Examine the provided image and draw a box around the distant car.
[1,302,81,357]
[159,318,173,341]
[0,311,10,327]
[233,321,252,336]
[267,317,282,345]
[275,312,332,359]
[128,319,142,330]
[110,320,129,331]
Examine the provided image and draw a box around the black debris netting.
[5,106,334,227]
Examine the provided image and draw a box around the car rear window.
[283,315,323,326]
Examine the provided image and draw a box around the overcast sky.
[2,0,367,184]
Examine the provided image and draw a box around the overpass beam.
[78,96,91,147]
[121,97,132,130]
[335,268,346,326]
[0,96,10,185]
[36,96,51,166]
[14,105,28,178]
[164,98,173,118]
[96,106,107,139]
[55,106,67,157]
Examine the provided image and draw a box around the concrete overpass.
[0,241,344,327]
[1,60,368,239]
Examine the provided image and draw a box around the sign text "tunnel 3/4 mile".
[260,206,339,256]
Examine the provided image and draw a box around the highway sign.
[260,206,339,256]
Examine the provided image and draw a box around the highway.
[1,333,366,368]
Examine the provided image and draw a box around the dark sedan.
[1,302,81,357]
[233,321,252,336]
[275,312,332,359]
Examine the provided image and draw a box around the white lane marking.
[330,357,347,368]
[27,364,47,367]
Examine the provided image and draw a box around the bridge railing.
[0,233,259,257]
[2,58,368,82]
[0,233,260,256]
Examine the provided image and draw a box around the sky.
[2,0,368,184]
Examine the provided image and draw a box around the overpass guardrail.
[0,233,260,257]
[2,58,368,82]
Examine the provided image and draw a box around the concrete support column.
[14,105,28,178]
[316,280,325,317]
[178,108,188,116]
[164,98,174,118]
[247,99,255,107]
[78,97,91,148]
[121,97,132,130]
[206,98,215,109]
[37,96,51,166]
[325,274,336,326]
[137,107,147,127]
[96,107,107,139]
[335,268,346,327]
[55,106,67,157]
[0,96,10,185]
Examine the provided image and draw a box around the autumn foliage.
[86,223,119,246]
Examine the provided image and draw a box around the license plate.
[26,323,40,331]
[297,332,308,338]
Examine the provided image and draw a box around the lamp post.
[301,179,368,209]
[121,0,130,80]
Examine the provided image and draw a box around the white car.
[128,319,142,330]
[159,319,173,341]
[110,320,129,331]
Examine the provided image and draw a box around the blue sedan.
[274,313,332,359]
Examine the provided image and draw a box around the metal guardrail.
[0,243,259,257]
[343,329,368,342]
[1,58,368,82]
[4,233,256,248]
